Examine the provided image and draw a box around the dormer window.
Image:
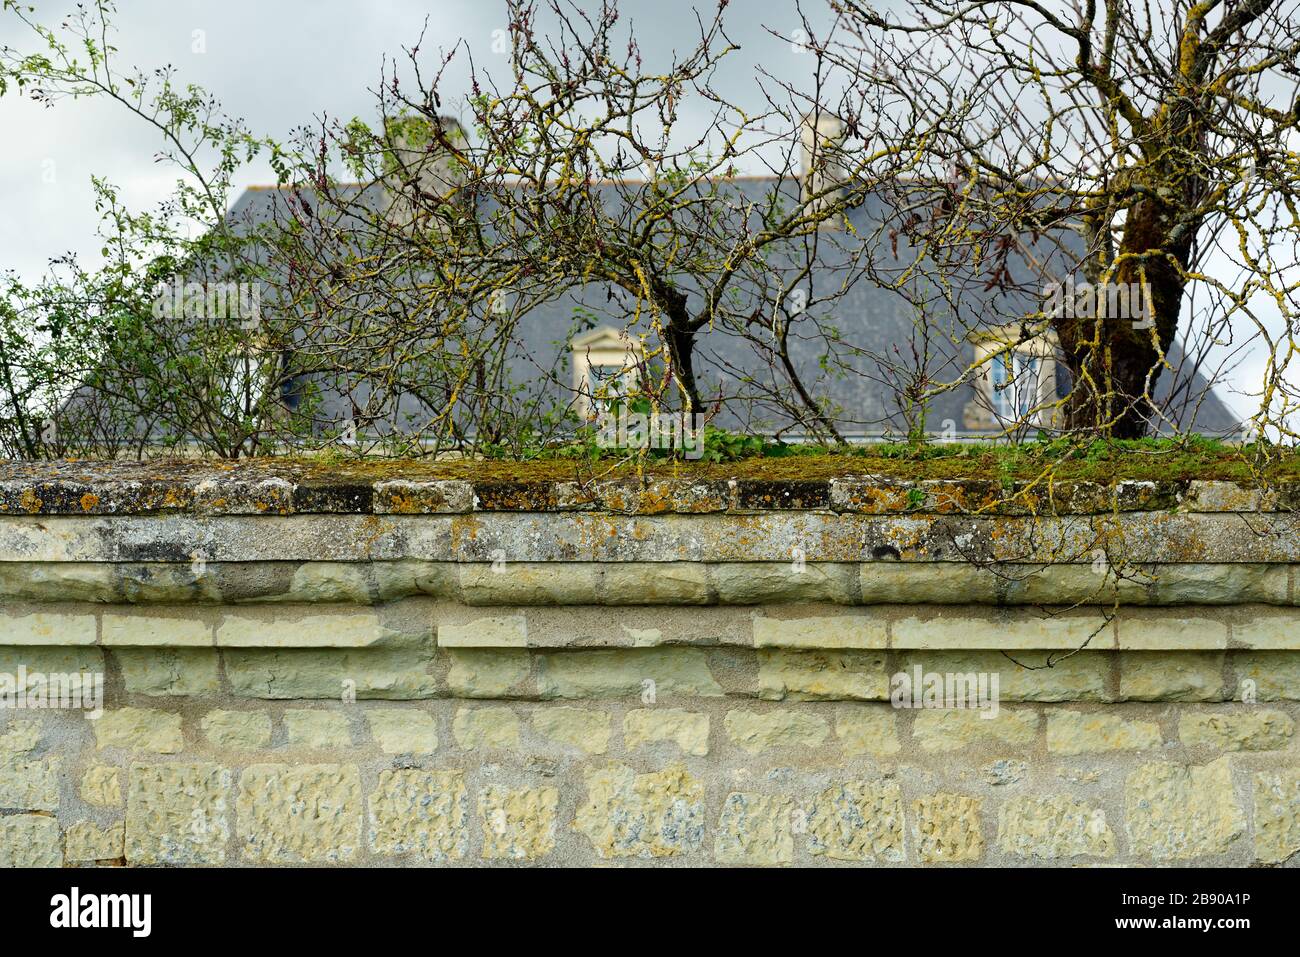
[990,351,1042,421]
[966,325,1060,431]
[587,363,633,404]
[219,345,271,421]
[570,326,643,419]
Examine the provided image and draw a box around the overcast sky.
[0,0,835,283]
[0,1,1287,423]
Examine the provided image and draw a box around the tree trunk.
[1055,194,1195,439]
[666,322,704,414]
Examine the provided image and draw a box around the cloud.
[0,0,831,281]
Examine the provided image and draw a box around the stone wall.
[0,464,1297,866]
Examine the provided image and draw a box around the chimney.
[383,115,467,233]
[800,112,848,225]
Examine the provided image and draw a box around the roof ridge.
[238,172,789,193]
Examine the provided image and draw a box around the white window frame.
[970,326,1060,429]
[570,327,643,419]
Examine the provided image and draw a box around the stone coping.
[3,511,1300,565]
[0,461,1293,516]
[0,560,1294,607]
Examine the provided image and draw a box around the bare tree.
[265,0,936,454]
[6,0,1293,458]
[832,0,1300,438]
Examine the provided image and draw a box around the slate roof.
[225,175,1241,441]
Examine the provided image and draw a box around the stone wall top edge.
[3,511,1300,566]
[0,465,1293,517]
